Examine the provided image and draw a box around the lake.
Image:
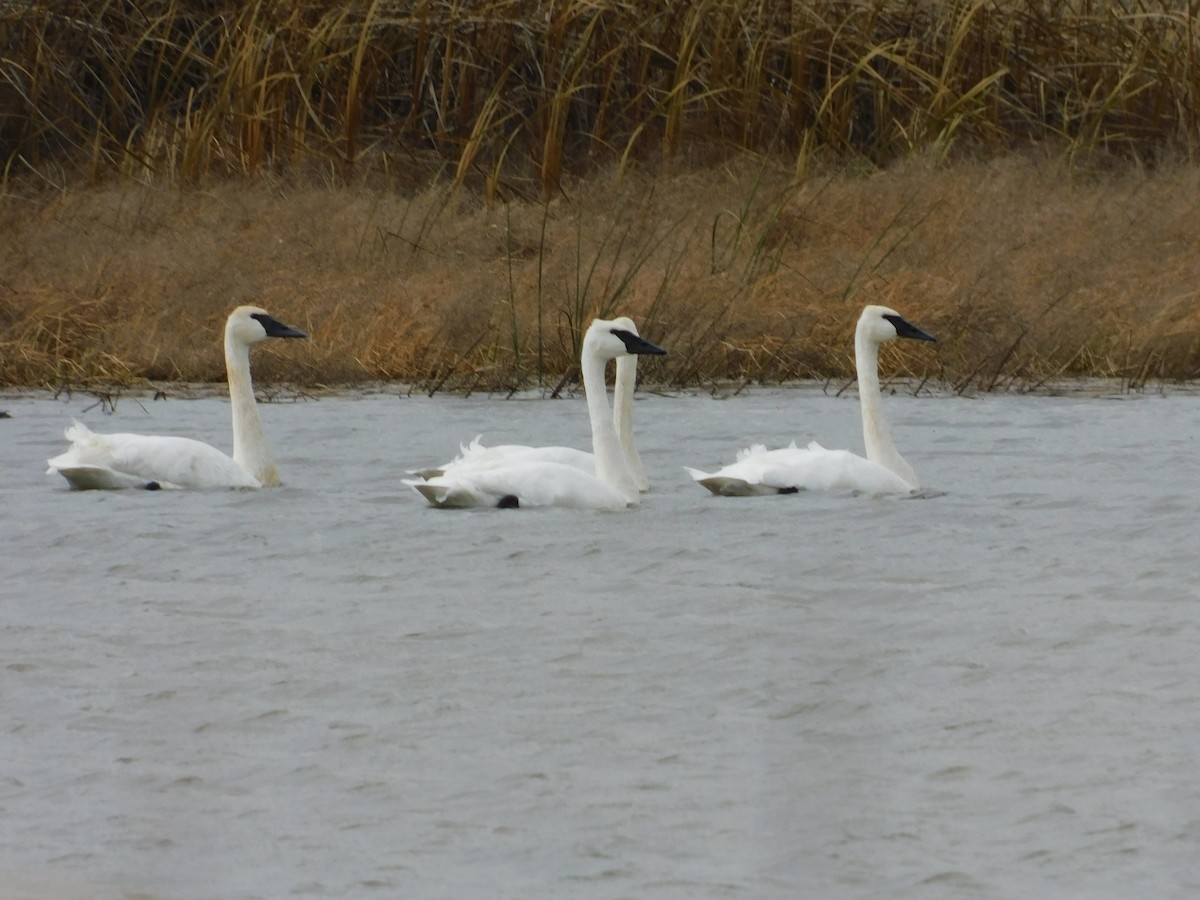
[1,384,1197,899]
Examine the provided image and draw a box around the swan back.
[407,460,631,510]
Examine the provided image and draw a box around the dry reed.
[3,2,1200,391]
[4,154,1200,391]
[4,0,1200,192]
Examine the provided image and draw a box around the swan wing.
[489,445,594,470]
[48,420,261,490]
[408,460,633,510]
[688,442,912,496]
[404,477,494,508]
[776,444,913,494]
[686,445,805,495]
[683,468,783,496]
[48,465,160,491]
[422,440,595,477]
[450,442,654,493]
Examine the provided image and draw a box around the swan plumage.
[46,306,306,490]
[411,459,633,510]
[415,436,595,478]
[687,305,935,496]
[413,317,652,491]
[407,317,666,509]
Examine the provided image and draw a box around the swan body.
[408,318,666,509]
[47,306,306,490]
[410,459,633,510]
[685,441,912,496]
[49,422,264,490]
[414,437,595,479]
[688,305,935,496]
[413,317,652,491]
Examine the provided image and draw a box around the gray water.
[1,385,1197,900]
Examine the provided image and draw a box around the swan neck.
[226,333,280,486]
[583,348,638,500]
[855,329,919,489]
[612,355,648,490]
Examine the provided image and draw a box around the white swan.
[407,317,667,509]
[686,305,936,496]
[46,306,307,490]
[413,316,652,491]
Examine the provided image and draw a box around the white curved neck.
[856,330,920,489]
[612,355,648,491]
[583,349,639,501]
[226,334,280,487]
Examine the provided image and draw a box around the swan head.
[584,317,667,361]
[858,305,937,345]
[226,305,308,347]
[609,315,639,336]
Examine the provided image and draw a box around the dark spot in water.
[145,481,162,491]
[497,495,520,509]
[778,486,799,494]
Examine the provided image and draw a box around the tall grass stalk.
[6,155,1200,391]
[6,0,1200,189]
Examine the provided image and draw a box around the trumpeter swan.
[46,306,307,490]
[686,305,936,496]
[407,318,666,509]
[412,316,653,491]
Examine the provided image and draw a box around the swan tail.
[63,418,95,444]
[406,466,445,480]
[451,435,487,460]
[733,443,769,462]
[50,465,155,491]
[406,478,485,509]
[47,420,125,487]
[50,418,117,465]
[687,469,781,497]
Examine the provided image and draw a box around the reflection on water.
[2,387,1198,899]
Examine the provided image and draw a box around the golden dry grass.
[3,152,1199,391]
[4,0,1200,191]
[4,0,1200,390]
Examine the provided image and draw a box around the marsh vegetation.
[2,0,1199,390]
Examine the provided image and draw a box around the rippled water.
[2,385,1198,899]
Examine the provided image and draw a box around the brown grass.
[4,0,1200,192]
[3,152,1200,392]
[3,1,1200,390]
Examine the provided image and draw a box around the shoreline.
[4,157,1200,390]
[5,377,1197,408]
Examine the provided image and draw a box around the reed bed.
[4,155,1200,391]
[2,1,1200,391]
[4,0,1200,190]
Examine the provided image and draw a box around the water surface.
[2,386,1197,899]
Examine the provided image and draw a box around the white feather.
[687,305,936,497]
[414,317,652,491]
[408,317,665,510]
[46,306,306,490]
